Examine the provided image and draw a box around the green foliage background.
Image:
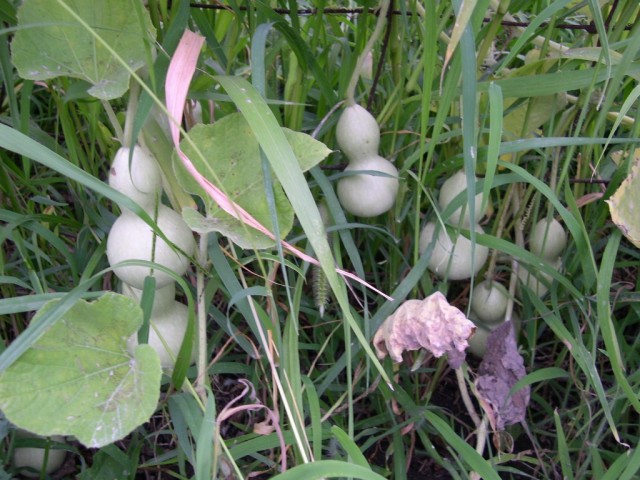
[1,0,639,478]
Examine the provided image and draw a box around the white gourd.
[106,205,194,289]
[335,104,380,160]
[335,104,399,217]
[123,284,194,370]
[529,218,567,261]
[470,280,509,325]
[109,146,162,209]
[12,430,66,478]
[419,222,489,280]
[106,145,195,370]
[518,256,562,298]
[467,311,521,358]
[438,170,485,227]
[337,155,399,217]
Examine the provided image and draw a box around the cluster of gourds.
[106,146,195,370]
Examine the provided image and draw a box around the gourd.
[335,104,399,217]
[419,222,489,280]
[106,145,195,370]
[122,284,193,369]
[466,311,521,358]
[518,256,562,298]
[12,430,66,478]
[438,170,485,227]
[470,279,509,325]
[518,217,566,298]
[529,218,567,261]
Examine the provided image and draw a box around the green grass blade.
[269,460,387,480]
[554,409,574,480]
[596,230,640,413]
[424,411,501,480]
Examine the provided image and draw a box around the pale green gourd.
[438,170,485,227]
[106,145,195,370]
[335,104,399,217]
[12,430,66,478]
[419,222,489,280]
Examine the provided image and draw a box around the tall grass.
[1,0,639,478]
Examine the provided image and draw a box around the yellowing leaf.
[607,156,640,248]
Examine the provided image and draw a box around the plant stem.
[102,100,125,146]
[455,365,481,428]
[344,0,391,106]
[123,79,141,148]
[196,232,209,399]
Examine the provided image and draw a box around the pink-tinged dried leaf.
[475,321,530,431]
[373,292,475,368]
[165,31,393,301]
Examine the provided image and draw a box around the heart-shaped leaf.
[11,0,155,100]
[0,293,161,448]
[174,113,331,249]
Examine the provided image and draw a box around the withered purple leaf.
[475,321,530,431]
[373,292,476,368]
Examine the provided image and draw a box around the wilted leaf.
[607,155,640,248]
[0,293,162,448]
[11,0,155,100]
[475,321,529,431]
[174,114,331,249]
[373,292,476,368]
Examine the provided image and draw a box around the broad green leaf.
[174,113,331,249]
[607,156,640,248]
[11,0,155,100]
[502,94,568,141]
[0,293,162,448]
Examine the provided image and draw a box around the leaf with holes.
[174,113,331,249]
[11,0,155,100]
[0,293,161,448]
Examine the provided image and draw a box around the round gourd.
[529,218,566,261]
[122,283,176,310]
[467,311,521,358]
[335,104,380,161]
[466,324,491,358]
[12,430,66,478]
[517,256,562,298]
[419,222,489,280]
[126,299,193,370]
[109,146,162,209]
[107,205,195,289]
[438,170,485,227]
[470,280,509,325]
[337,155,399,217]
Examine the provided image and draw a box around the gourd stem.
[484,182,514,282]
[507,186,526,322]
[344,0,391,106]
[455,366,482,428]
[195,232,209,398]
[102,100,125,146]
[123,80,141,148]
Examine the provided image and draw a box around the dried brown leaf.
[475,321,530,431]
[373,292,476,368]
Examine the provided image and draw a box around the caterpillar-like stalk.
[312,203,332,317]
